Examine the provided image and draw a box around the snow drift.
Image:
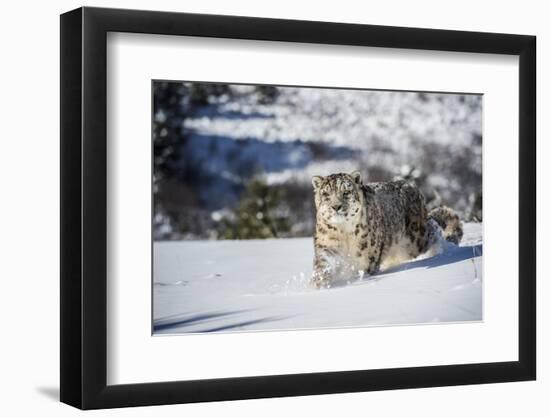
[153,223,482,334]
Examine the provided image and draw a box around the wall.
[0,0,545,415]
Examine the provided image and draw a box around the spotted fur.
[427,206,463,245]
[311,171,463,289]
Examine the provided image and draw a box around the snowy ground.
[153,223,482,334]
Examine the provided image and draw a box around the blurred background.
[153,81,482,241]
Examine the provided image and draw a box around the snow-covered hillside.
[153,83,482,240]
[153,223,482,334]
[181,87,482,211]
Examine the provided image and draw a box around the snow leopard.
[311,171,463,289]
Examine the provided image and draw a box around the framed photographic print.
[60,6,536,409]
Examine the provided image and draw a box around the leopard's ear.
[312,175,324,190]
[350,170,362,185]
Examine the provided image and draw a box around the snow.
[153,223,482,334]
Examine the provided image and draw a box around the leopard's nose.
[333,204,343,212]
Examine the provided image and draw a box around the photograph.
[152,81,483,335]
[55,4,538,411]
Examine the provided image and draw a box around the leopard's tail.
[428,206,463,245]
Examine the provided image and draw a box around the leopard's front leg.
[311,250,336,289]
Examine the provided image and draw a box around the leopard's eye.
[322,192,330,198]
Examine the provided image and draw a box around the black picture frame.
[60,6,536,410]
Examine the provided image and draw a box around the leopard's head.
[312,171,363,226]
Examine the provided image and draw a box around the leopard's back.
[361,180,431,269]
